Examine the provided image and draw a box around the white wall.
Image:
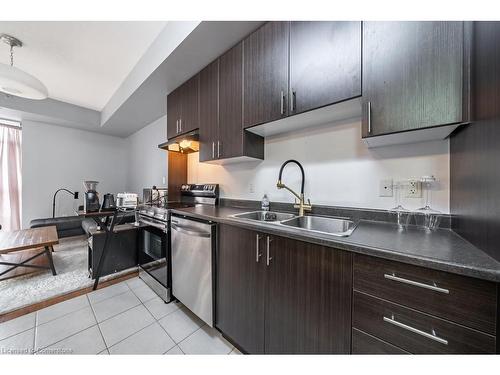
[125,115,168,194]
[22,120,127,227]
[188,120,450,213]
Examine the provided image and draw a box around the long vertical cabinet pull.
[212,141,215,159]
[280,91,285,115]
[179,118,182,133]
[255,234,262,262]
[266,236,273,266]
[367,101,372,134]
[176,119,179,134]
[290,90,296,112]
[217,141,221,158]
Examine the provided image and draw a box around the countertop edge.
[170,208,500,283]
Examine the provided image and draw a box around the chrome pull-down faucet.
[276,159,312,217]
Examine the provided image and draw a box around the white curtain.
[0,124,22,231]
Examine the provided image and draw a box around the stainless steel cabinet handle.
[266,236,273,266]
[176,119,179,133]
[367,101,372,134]
[171,224,210,238]
[256,234,262,263]
[384,273,450,294]
[383,315,448,345]
[290,90,296,112]
[179,118,182,133]
[212,141,215,159]
[280,90,285,115]
[217,141,221,158]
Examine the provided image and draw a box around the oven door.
[138,223,169,290]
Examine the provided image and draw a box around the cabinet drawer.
[353,291,496,354]
[353,254,497,335]
[352,328,408,354]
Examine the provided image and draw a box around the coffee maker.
[83,180,100,213]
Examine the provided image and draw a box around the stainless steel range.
[136,184,218,303]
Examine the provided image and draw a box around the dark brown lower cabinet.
[353,291,496,354]
[216,224,352,354]
[352,328,408,354]
[265,235,352,354]
[216,225,265,353]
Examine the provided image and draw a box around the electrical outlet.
[249,183,255,194]
[379,179,393,197]
[406,179,422,198]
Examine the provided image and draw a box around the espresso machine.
[83,180,100,213]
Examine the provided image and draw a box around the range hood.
[158,130,199,154]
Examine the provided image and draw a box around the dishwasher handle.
[171,223,211,238]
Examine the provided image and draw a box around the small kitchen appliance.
[83,180,100,213]
[143,187,168,207]
[116,192,138,209]
[101,193,116,211]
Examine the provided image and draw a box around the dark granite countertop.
[170,205,500,282]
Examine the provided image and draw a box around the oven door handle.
[171,224,211,238]
[139,218,168,231]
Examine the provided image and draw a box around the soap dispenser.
[261,194,270,211]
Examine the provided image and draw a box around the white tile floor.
[0,277,242,355]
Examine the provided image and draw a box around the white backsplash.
[188,119,450,213]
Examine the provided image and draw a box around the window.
[0,120,22,231]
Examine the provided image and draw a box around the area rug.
[0,236,137,315]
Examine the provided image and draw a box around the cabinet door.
[362,22,464,137]
[167,88,180,139]
[243,22,289,128]
[219,42,243,159]
[178,74,200,135]
[264,236,353,354]
[289,21,361,115]
[199,59,219,162]
[216,225,265,353]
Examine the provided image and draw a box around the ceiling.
[0,21,166,110]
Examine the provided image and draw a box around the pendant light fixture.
[0,34,48,100]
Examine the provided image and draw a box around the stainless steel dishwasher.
[171,215,216,327]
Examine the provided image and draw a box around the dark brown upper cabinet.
[198,59,219,162]
[362,22,468,140]
[198,42,264,163]
[217,224,352,354]
[243,22,290,128]
[166,88,181,139]
[218,42,244,159]
[166,74,200,139]
[289,21,362,115]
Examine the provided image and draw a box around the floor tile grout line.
[35,297,91,327]
[35,284,131,328]
[34,322,99,353]
[175,324,206,348]
[155,310,181,347]
[106,319,159,353]
[0,319,36,343]
[146,300,182,322]
[89,286,148,324]
[34,286,138,353]
[86,294,107,354]
[88,285,132,306]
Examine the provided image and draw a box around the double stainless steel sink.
[230,210,357,237]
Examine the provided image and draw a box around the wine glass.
[389,180,410,230]
[416,176,441,231]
